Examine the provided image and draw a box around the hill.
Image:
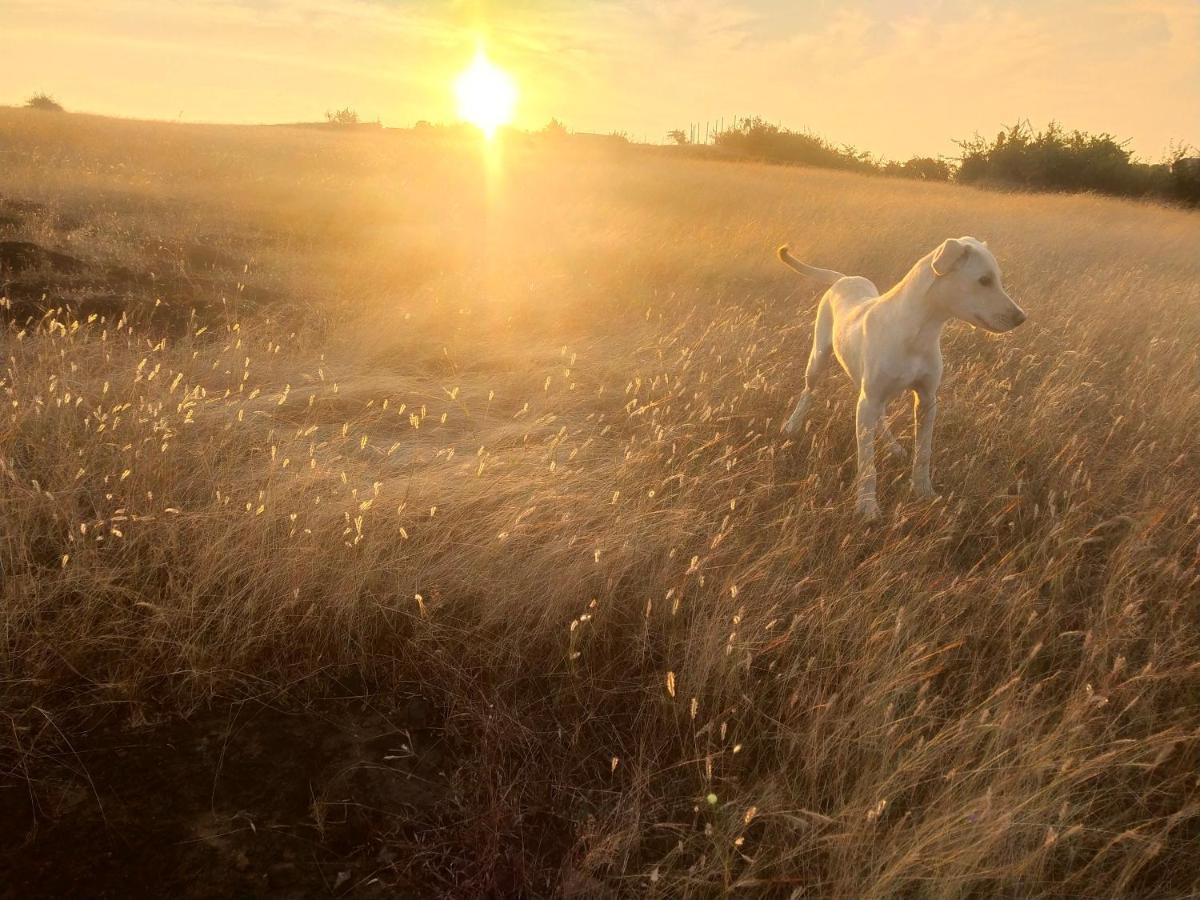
[2,108,1199,897]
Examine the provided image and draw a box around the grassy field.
[2,108,1199,897]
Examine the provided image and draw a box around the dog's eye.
[979,274,994,287]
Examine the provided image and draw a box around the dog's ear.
[931,238,970,276]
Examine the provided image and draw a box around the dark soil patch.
[146,238,242,273]
[0,198,46,216]
[0,241,86,275]
[53,214,87,233]
[184,241,239,271]
[0,193,283,330]
[1,239,281,331]
[2,288,130,326]
[1,698,450,898]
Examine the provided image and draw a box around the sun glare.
[454,50,517,139]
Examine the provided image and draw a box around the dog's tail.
[776,245,844,286]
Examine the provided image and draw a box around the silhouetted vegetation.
[882,156,953,182]
[409,119,473,138]
[25,93,64,112]
[541,117,568,138]
[714,117,878,173]
[669,116,1197,203]
[957,121,1200,205]
[673,117,951,183]
[324,107,360,127]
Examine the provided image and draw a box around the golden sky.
[6,0,1199,159]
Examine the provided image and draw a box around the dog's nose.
[1009,308,1027,328]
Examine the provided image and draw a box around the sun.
[454,50,517,139]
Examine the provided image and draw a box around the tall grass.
[2,108,1199,895]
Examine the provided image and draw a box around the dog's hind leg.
[783,298,833,435]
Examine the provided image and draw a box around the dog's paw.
[855,496,882,522]
[781,395,811,437]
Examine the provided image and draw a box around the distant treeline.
[957,122,1199,205]
[670,117,1200,206]
[261,102,1199,207]
[17,92,1198,204]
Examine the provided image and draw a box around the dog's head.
[928,237,1027,333]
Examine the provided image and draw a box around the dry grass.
[2,108,1199,896]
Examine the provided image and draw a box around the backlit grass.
[2,108,1199,896]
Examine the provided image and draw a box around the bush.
[714,117,876,173]
[670,114,1193,205]
[883,157,952,182]
[957,122,1130,193]
[956,121,1199,205]
[325,107,359,127]
[705,118,948,183]
[1167,153,1200,205]
[25,93,64,112]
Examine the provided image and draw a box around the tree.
[542,118,568,137]
[956,120,1142,196]
[25,93,64,112]
[667,129,689,145]
[325,107,359,127]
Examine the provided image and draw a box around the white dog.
[778,237,1027,520]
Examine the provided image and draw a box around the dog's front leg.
[783,393,812,435]
[879,417,903,458]
[912,387,938,498]
[854,393,883,520]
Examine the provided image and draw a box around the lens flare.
[454,50,517,139]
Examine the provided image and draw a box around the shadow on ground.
[2,697,449,899]
[0,194,281,331]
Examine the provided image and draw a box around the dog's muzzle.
[1005,308,1028,329]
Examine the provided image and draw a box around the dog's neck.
[881,252,953,346]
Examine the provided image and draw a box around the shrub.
[883,157,952,181]
[714,117,876,173]
[957,121,1131,193]
[709,119,946,182]
[671,114,1193,204]
[955,121,1198,205]
[25,93,64,112]
[325,107,359,127]
[1167,151,1200,205]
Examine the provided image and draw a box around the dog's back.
[824,275,879,312]
[778,245,879,323]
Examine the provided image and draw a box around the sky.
[5,0,1199,160]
